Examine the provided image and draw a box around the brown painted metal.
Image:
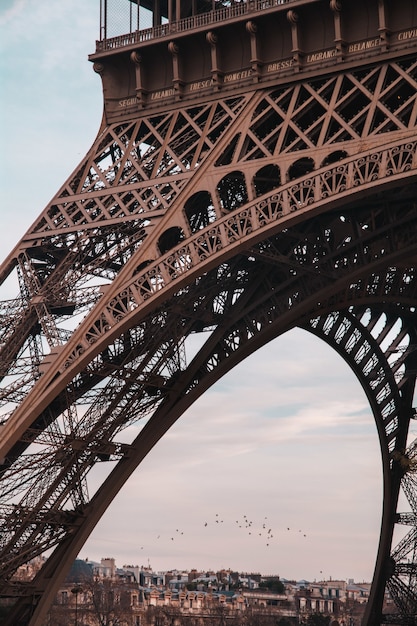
[1,1,417,624]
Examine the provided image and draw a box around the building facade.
[26,558,387,626]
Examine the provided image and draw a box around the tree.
[277,618,297,626]
[305,615,331,626]
[258,579,285,594]
[87,576,133,625]
[47,572,136,626]
[185,581,198,591]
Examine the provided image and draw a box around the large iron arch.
[2,137,415,458]
[1,177,416,624]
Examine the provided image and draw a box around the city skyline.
[0,0,406,585]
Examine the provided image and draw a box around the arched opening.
[321,151,349,167]
[288,157,315,181]
[217,171,248,212]
[158,226,185,254]
[83,329,380,586]
[184,191,216,233]
[253,164,281,197]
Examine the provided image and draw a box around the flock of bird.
[206,513,307,547]
[138,513,307,550]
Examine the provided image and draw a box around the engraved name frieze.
[223,70,252,83]
[266,59,294,72]
[306,49,337,63]
[397,28,417,41]
[119,97,139,108]
[189,79,213,91]
[151,88,175,100]
[348,38,381,53]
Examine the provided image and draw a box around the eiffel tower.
[1,0,417,624]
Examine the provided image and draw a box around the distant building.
[12,555,45,581]
[10,556,382,626]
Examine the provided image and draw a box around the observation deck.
[96,0,299,52]
[90,0,417,122]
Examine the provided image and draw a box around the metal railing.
[97,0,293,52]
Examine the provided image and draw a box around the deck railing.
[96,0,293,52]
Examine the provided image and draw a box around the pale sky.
[0,0,406,584]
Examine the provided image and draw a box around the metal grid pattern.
[0,46,416,626]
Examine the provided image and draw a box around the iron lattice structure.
[1,0,417,624]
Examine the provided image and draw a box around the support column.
[330,0,345,59]
[377,0,390,51]
[153,0,161,27]
[246,21,262,82]
[169,41,184,99]
[287,10,303,71]
[207,31,223,89]
[131,51,148,107]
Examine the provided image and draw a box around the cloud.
[0,0,26,26]
[0,0,102,264]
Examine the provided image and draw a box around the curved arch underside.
[1,54,417,625]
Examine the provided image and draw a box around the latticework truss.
[0,52,417,626]
[382,437,417,626]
